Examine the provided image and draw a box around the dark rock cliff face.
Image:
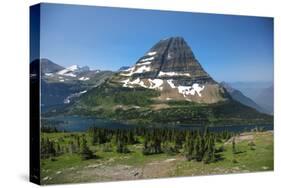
[131,37,214,84]
[116,37,227,103]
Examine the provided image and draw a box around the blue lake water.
[42,115,273,133]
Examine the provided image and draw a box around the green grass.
[40,131,273,184]
[172,131,273,176]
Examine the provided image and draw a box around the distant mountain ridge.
[255,85,274,114]
[30,58,114,108]
[228,81,273,100]
[220,82,266,114]
[228,82,273,115]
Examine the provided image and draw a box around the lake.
[42,115,273,133]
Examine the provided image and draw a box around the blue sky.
[38,3,273,82]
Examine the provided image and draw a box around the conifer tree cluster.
[184,131,216,163]
[41,138,57,158]
[80,137,95,160]
[142,128,164,155]
[42,126,234,163]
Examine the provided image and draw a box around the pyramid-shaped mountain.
[114,37,227,103]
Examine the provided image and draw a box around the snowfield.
[57,65,79,75]
[121,77,205,98]
[121,78,164,91]
[56,65,89,78]
[178,83,205,97]
[148,79,163,90]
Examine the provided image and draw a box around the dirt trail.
[55,156,184,182]
[225,132,254,144]
[141,157,182,178]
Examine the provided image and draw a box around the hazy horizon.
[35,3,273,83]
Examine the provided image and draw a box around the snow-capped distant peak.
[57,65,79,75]
[56,65,90,77]
[67,65,79,71]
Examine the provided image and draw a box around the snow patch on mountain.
[137,61,152,66]
[57,65,77,75]
[64,73,77,77]
[159,71,190,77]
[160,79,205,97]
[67,65,79,71]
[140,56,155,62]
[167,79,176,88]
[120,65,151,76]
[45,73,53,77]
[79,77,90,81]
[167,53,173,60]
[57,65,89,77]
[178,84,205,97]
[148,79,163,90]
[121,78,164,91]
[121,76,204,97]
[134,65,151,73]
[120,79,133,88]
[147,51,157,56]
[64,90,87,104]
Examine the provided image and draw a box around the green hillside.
[66,81,273,126]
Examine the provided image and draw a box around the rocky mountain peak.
[121,37,212,82]
[115,37,228,103]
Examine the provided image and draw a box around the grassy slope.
[41,131,273,184]
[172,131,273,176]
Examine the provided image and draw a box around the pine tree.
[232,137,236,154]
[194,133,202,161]
[76,136,81,152]
[56,143,61,155]
[203,135,215,164]
[185,132,195,161]
[80,137,94,160]
[116,132,130,153]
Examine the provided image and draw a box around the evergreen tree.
[116,132,130,153]
[80,137,94,160]
[76,136,81,152]
[203,135,216,164]
[232,137,236,154]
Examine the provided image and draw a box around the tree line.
[41,126,234,163]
